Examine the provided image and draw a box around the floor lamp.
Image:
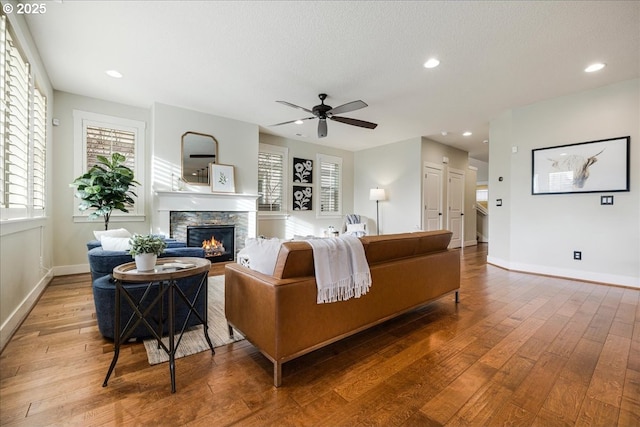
[369,188,386,235]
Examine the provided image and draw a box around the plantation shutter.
[258,151,284,211]
[318,156,341,215]
[85,126,135,170]
[1,17,30,210]
[32,87,46,211]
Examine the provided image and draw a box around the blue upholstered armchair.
[88,241,208,340]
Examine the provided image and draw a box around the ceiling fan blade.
[330,116,378,129]
[327,100,367,115]
[318,119,328,138]
[270,116,316,127]
[276,100,314,114]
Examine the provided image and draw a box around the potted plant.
[128,234,167,271]
[70,153,139,230]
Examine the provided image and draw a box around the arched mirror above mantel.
[181,131,218,185]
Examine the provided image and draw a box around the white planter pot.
[135,253,157,271]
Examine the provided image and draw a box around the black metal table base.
[103,270,214,393]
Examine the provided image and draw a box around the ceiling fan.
[272,93,378,138]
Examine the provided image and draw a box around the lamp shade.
[369,188,386,201]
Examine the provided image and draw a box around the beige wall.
[1,11,54,350]
[51,91,152,273]
[489,79,639,288]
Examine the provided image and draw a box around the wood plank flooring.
[1,243,639,426]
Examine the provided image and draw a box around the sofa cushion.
[101,236,131,251]
[93,228,131,241]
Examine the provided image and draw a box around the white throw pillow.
[238,237,284,275]
[346,223,366,233]
[101,236,131,251]
[93,228,131,242]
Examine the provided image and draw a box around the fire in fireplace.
[186,225,235,263]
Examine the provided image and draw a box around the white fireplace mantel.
[153,191,259,238]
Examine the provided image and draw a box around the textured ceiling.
[23,1,640,162]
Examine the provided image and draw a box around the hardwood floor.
[1,244,639,426]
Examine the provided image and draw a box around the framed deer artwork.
[532,136,630,195]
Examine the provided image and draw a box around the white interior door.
[448,169,464,248]
[423,164,443,231]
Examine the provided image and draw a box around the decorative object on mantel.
[69,153,139,230]
[293,186,312,211]
[128,234,167,271]
[182,131,218,185]
[210,163,236,193]
[293,158,313,183]
[369,187,386,235]
[532,136,630,195]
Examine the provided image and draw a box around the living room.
[1,1,639,424]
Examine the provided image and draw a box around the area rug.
[143,275,244,365]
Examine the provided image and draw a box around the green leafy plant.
[70,153,139,230]
[127,234,167,257]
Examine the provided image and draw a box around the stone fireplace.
[154,191,258,261]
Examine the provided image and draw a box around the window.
[0,15,47,221]
[258,143,288,213]
[317,154,342,217]
[73,111,146,220]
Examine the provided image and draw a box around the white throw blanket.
[306,235,372,304]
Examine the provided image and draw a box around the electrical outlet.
[573,251,582,260]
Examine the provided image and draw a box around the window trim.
[316,153,343,218]
[257,143,288,217]
[72,110,146,223]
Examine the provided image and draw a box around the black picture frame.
[532,136,630,195]
[293,158,313,183]
[292,185,313,211]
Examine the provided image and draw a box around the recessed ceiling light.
[584,63,606,73]
[294,120,304,125]
[423,58,440,69]
[441,131,448,136]
[463,131,472,136]
[105,70,123,78]
[483,139,489,144]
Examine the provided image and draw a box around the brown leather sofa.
[224,230,460,386]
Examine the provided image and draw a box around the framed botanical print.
[210,163,235,193]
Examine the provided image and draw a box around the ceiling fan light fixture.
[584,63,606,73]
[423,58,440,69]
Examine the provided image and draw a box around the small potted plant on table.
[128,234,167,271]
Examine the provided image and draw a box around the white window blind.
[317,154,342,216]
[258,143,288,213]
[1,14,47,220]
[85,125,135,171]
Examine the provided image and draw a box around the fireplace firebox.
[186,225,235,263]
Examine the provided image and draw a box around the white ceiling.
[24,1,640,162]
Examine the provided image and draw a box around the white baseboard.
[52,263,90,276]
[464,240,478,247]
[487,256,639,289]
[0,269,53,352]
